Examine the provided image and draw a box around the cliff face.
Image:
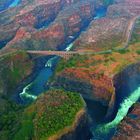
[0,0,114,53]
[107,0,140,18]
[105,61,140,119]
[0,51,34,96]
[3,0,95,51]
[0,51,34,140]
[72,17,129,51]
[53,68,113,106]
[102,59,140,119]
[112,103,140,140]
[13,89,91,140]
[58,109,92,140]
[0,0,80,50]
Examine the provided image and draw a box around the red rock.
[112,103,140,140]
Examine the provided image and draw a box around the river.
[91,86,140,140]
[19,5,140,139]
[19,6,107,103]
[3,2,139,139]
[9,0,20,8]
[0,0,20,12]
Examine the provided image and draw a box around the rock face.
[3,0,95,51]
[105,60,140,119]
[53,37,140,120]
[0,50,34,108]
[14,89,91,140]
[107,0,140,18]
[0,51,34,140]
[112,103,140,140]
[59,109,92,140]
[0,51,34,96]
[0,0,80,50]
[53,68,114,106]
[72,17,129,51]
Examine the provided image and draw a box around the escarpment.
[0,51,34,96]
[3,0,96,51]
[14,89,91,140]
[112,103,140,140]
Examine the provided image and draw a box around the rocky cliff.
[0,51,34,140]
[3,0,95,51]
[13,89,91,140]
[112,103,140,140]
[72,17,129,51]
[107,0,140,18]
[0,0,80,50]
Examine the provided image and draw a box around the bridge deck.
[27,50,78,55]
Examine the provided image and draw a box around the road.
[124,16,139,48]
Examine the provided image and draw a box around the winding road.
[124,16,139,48]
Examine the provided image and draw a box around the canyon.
[0,0,140,140]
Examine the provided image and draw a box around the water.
[18,4,107,101]
[9,0,20,8]
[20,68,53,101]
[94,7,107,20]
[91,86,140,140]
[0,40,9,49]
[0,0,20,12]
[19,56,58,102]
[15,3,140,139]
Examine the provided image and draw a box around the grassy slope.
[14,89,85,140]
[0,51,34,140]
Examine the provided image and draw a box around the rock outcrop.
[0,51,34,140]
[72,17,129,51]
[3,0,95,51]
[107,0,140,18]
[112,103,140,140]
[13,89,91,140]
[0,51,34,96]
[0,0,80,50]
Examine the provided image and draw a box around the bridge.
[27,50,85,59]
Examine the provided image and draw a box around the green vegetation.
[0,51,33,94]
[0,97,24,140]
[0,51,34,140]
[114,48,130,54]
[136,50,140,55]
[14,109,35,140]
[15,89,84,140]
[55,54,88,73]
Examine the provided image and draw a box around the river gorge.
[0,0,140,140]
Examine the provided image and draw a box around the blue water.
[20,68,53,101]
[0,40,9,49]
[9,0,20,8]
[0,0,20,12]
[19,55,59,102]
[94,7,107,20]
[35,20,50,29]
[19,6,107,102]
[16,3,140,140]
[91,86,140,140]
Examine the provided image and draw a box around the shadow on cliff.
[112,62,140,120]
